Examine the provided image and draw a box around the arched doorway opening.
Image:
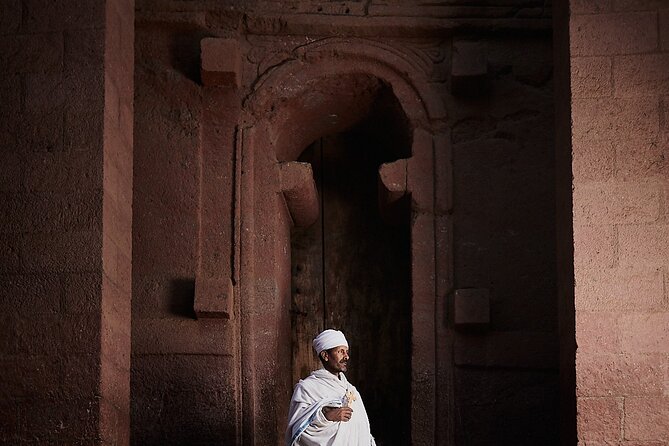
[290,81,412,445]
[233,41,449,445]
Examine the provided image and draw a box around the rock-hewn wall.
[568,2,669,443]
[131,2,558,445]
[0,0,134,443]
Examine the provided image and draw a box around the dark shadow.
[131,353,237,445]
[553,1,577,444]
[168,27,212,85]
[290,83,412,446]
[169,278,196,318]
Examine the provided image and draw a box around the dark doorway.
[290,89,412,446]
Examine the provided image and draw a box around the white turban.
[312,329,348,354]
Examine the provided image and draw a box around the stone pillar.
[566,2,669,443]
[0,0,134,443]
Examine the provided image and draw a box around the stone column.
[0,0,134,443]
[564,2,669,443]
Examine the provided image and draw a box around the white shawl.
[286,369,376,446]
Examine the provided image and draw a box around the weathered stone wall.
[2,0,667,444]
[131,22,240,446]
[568,1,669,443]
[0,0,134,444]
[131,1,558,445]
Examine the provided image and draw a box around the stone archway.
[289,82,414,445]
[198,37,454,445]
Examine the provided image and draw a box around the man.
[286,329,376,446]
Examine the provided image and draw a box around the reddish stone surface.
[570,1,669,443]
[570,12,658,56]
[201,38,241,87]
[614,54,669,97]
[573,224,617,270]
[576,312,623,354]
[573,180,662,225]
[618,224,669,269]
[616,134,669,179]
[572,98,660,141]
[624,397,669,441]
[577,397,623,441]
[575,267,664,312]
[3,0,667,444]
[279,161,319,228]
[131,19,239,446]
[575,353,665,397]
[0,0,133,444]
[619,314,669,354]
[571,56,612,98]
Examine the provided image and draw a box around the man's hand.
[322,406,353,422]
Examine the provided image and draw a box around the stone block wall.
[1,0,667,443]
[568,1,669,443]
[0,0,134,444]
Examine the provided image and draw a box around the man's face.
[322,345,349,374]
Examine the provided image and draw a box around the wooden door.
[291,127,411,445]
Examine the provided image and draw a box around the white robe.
[286,369,376,446]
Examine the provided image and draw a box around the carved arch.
[231,37,452,446]
[244,37,446,128]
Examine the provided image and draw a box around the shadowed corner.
[169,278,196,319]
[169,27,213,85]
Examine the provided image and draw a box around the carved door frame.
[199,37,454,445]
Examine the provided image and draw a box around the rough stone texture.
[575,267,665,312]
[201,38,241,87]
[573,180,662,225]
[577,397,624,441]
[129,3,559,443]
[572,97,660,141]
[576,312,623,354]
[570,12,658,56]
[571,56,612,98]
[6,0,667,444]
[279,161,319,228]
[576,353,666,397]
[614,54,669,98]
[572,224,617,270]
[569,1,669,444]
[624,397,669,441]
[131,20,239,445]
[616,134,669,179]
[0,0,134,444]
